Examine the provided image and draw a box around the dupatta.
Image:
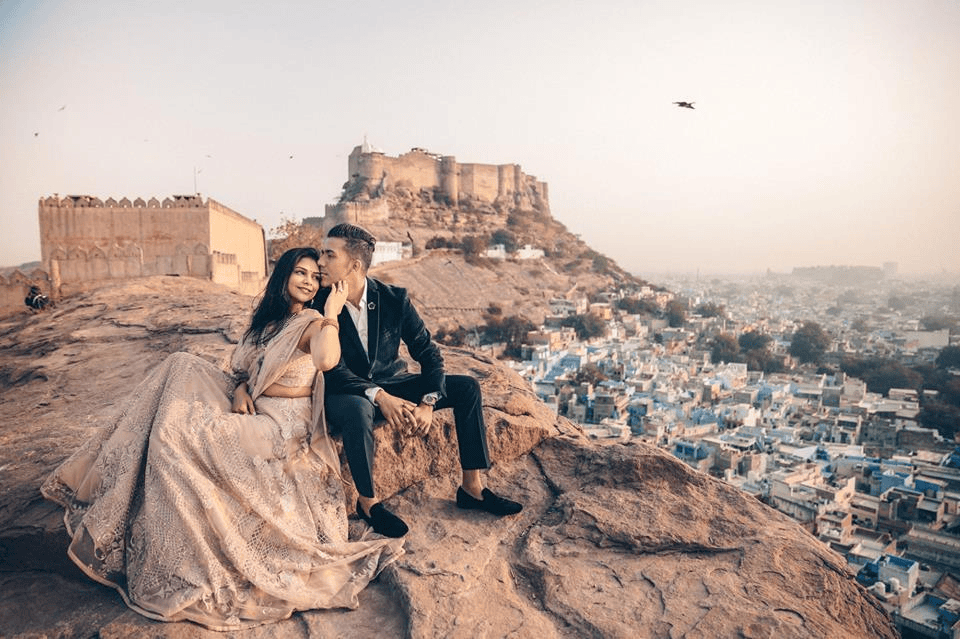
[230,308,341,475]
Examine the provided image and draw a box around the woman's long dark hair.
[244,247,320,345]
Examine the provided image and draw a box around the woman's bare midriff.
[261,383,312,398]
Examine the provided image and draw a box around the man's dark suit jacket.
[314,277,446,399]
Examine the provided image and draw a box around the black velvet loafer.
[357,500,409,538]
[456,487,523,516]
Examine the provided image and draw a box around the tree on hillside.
[426,235,459,249]
[940,377,960,407]
[936,345,960,369]
[592,254,610,273]
[460,234,490,257]
[864,364,922,397]
[490,228,519,253]
[789,321,830,364]
[618,296,658,315]
[665,300,686,327]
[738,332,772,352]
[268,219,325,261]
[561,313,607,341]
[435,325,471,347]
[840,356,923,396]
[695,302,725,318]
[921,315,958,332]
[482,315,534,358]
[710,334,740,364]
[919,402,960,440]
[737,331,780,372]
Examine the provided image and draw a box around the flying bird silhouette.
[58,105,66,111]
[673,101,695,109]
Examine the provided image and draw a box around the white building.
[516,244,545,260]
[372,241,403,266]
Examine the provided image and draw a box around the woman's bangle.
[320,317,339,331]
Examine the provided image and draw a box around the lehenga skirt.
[41,352,404,630]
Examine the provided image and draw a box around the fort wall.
[37,195,266,297]
[324,199,391,230]
[208,199,267,292]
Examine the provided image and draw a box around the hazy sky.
[2,0,958,276]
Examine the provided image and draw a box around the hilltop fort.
[322,140,550,232]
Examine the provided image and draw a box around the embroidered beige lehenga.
[41,309,403,631]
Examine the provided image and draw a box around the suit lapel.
[366,277,381,367]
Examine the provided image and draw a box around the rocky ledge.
[0,277,896,638]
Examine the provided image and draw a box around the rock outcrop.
[0,277,897,638]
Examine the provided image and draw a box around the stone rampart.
[37,195,266,297]
[323,199,391,230]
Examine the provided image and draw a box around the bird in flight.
[673,101,695,109]
[58,105,66,111]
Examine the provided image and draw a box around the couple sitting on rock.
[41,222,521,631]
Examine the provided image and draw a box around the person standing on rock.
[315,222,523,538]
[41,247,404,631]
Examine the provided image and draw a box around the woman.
[41,247,404,631]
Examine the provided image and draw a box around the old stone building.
[324,140,550,229]
[38,194,267,296]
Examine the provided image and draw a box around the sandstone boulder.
[0,277,897,638]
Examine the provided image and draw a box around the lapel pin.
[368,302,376,310]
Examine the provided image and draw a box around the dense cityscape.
[484,265,960,638]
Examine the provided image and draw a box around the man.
[315,223,522,538]
[25,285,50,312]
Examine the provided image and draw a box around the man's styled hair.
[327,223,377,271]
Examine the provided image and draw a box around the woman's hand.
[324,280,348,318]
[232,384,256,415]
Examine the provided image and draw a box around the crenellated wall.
[37,195,266,296]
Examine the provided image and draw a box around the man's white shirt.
[344,280,382,405]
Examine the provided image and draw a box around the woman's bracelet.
[319,317,340,331]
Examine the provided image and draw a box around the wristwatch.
[421,392,440,407]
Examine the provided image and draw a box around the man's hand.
[409,403,435,436]
[375,390,417,430]
[232,385,256,415]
